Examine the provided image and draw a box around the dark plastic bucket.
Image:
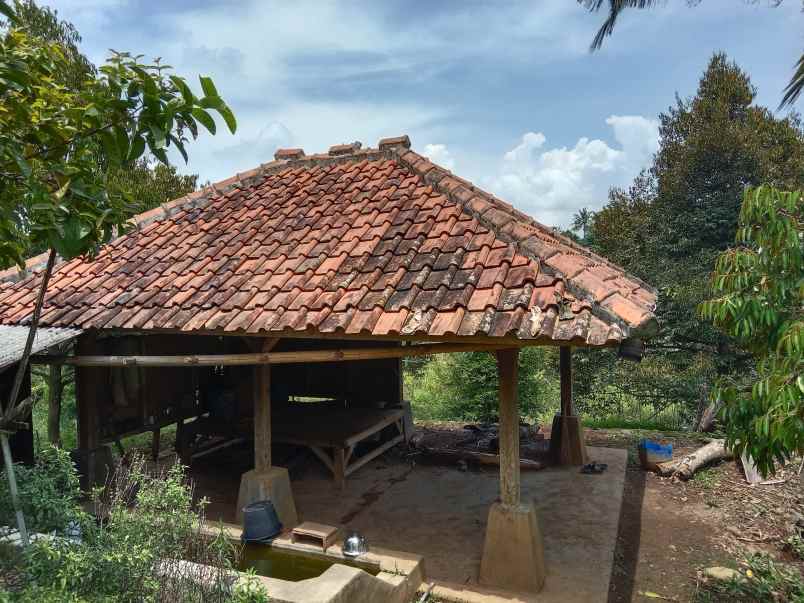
[242,500,283,543]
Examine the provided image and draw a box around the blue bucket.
[638,439,673,470]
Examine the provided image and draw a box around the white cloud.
[422,144,455,170]
[488,115,658,228]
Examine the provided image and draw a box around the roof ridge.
[389,146,658,338]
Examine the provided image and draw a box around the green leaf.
[0,0,17,23]
[215,104,237,134]
[149,125,166,150]
[127,134,146,162]
[199,75,218,99]
[190,108,216,135]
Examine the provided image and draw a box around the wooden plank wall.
[74,333,403,446]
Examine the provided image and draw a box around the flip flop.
[581,462,608,474]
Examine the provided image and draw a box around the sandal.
[581,462,608,474]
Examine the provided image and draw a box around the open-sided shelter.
[0,135,656,593]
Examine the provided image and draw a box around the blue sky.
[56,1,801,227]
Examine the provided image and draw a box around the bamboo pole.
[31,342,508,368]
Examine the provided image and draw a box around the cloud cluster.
[487,115,659,228]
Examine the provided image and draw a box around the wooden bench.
[272,406,406,488]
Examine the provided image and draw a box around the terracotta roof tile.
[0,137,658,344]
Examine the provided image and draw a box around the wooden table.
[272,406,406,487]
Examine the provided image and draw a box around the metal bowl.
[342,532,368,557]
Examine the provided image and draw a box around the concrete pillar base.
[479,501,545,593]
[236,467,298,529]
[549,414,589,466]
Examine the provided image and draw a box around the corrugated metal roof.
[0,325,81,370]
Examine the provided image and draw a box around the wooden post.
[76,333,100,488]
[496,348,520,507]
[253,338,278,472]
[481,347,545,592]
[550,345,589,466]
[560,346,573,416]
[151,427,161,461]
[47,364,63,447]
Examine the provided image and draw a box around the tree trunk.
[657,439,733,480]
[47,363,63,447]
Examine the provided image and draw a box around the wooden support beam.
[31,342,508,368]
[47,363,63,447]
[496,348,520,507]
[253,338,272,472]
[76,333,100,488]
[560,346,573,416]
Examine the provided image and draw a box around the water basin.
[238,543,381,582]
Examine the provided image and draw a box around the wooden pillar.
[496,348,520,506]
[550,345,589,466]
[236,337,297,528]
[481,347,545,592]
[560,346,573,416]
[253,337,278,472]
[253,362,271,471]
[76,333,100,487]
[47,364,63,447]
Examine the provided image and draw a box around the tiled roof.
[0,136,657,345]
[0,325,81,371]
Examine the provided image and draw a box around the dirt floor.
[583,428,804,603]
[8,423,796,602]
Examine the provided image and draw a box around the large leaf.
[199,75,218,99]
[190,107,216,135]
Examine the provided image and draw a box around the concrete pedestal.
[236,467,299,528]
[479,501,545,593]
[549,414,589,466]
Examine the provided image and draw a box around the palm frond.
[779,52,804,109]
[580,0,664,51]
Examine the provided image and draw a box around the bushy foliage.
[2,453,268,602]
[584,53,804,426]
[700,186,803,475]
[406,348,560,423]
[0,446,85,535]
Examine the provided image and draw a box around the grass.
[691,467,719,490]
[582,416,684,431]
[694,553,804,602]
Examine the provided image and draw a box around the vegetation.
[694,553,804,602]
[700,186,803,475]
[405,348,560,424]
[0,450,269,602]
[0,0,235,545]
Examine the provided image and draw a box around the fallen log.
[416,444,546,470]
[656,439,733,480]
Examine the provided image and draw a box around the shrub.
[406,348,560,423]
[0,445,86,536]
[14,453,268,602]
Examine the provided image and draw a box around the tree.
[584,54,804,425]
[0,0,236,544]
[571,207,592,241]
[578,0,804,108]
[699,186,802,476]
[0,0,199,264]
